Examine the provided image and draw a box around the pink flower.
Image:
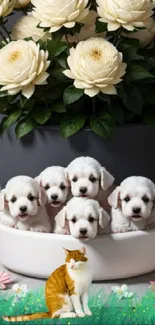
[0,271,13,290]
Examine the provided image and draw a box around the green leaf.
[33,109,51,124]
[47,40,68,57]
[98,93,111,107]
[52,28,66,41]
[15,119,36,138]
[95,20,107,33]
[108,105,124,124]
[142,86,155,105]
[127,65,154,81]
[1,108,21,130]
[52,101,66,113]
[118,38,139,61]
[118,85,143,114]
[143,111,155,126]
[57,53,68,69]
[60,114,86,138]
[90,114,115,139]
[50,67,68,82]
[63,86,84,106]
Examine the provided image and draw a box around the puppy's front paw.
[30,224,49,233]
[146,223,155,230]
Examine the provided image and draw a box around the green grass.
[0,285,155,325]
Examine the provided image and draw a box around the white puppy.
[35,166,70,229]
[54,197,110,239]
[108,176,155,233]
[66,156,114,211]
[0,176,51,233]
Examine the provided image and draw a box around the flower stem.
[113,27,122,47]
[92,97,96,115]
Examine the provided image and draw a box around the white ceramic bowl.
[0,225,155,280]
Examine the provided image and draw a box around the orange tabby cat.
[3,247,92,322]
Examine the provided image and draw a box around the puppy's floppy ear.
[38,187,47,206]
[108,186,120,209]
[55,206,67,228]
[64,169,70,187]
[98,207,110,228]
[35,175,42,186]
[0,189,7,212]
[100,167,114,190]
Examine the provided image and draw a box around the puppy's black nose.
[20,206,27,213]
[80,187,87,194]
[51,194,58,201]
[133,207,141,214]
[80,228,87,235]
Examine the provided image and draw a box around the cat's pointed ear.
[55,206,67,228]
[63,248,70,257]
[80,247,86,255]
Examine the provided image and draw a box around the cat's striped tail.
[3,312,50,322]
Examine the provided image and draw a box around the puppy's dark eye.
[142,196,149,203]
[89,175,97,183]
[11,196,16,203]
[45,185,50,191]
[72,177,78,182]
[28,194,35,201]
[60,183,66,190]
[72,217,77,223]
[124,196,130,202]
[88,215,95,223]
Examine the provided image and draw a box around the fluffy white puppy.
[0,176,51,232]
[108,176,155,233]
[35,166,70,227]
[66,156,114,211]
[54,197,110,239]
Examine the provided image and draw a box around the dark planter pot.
[0,124,155,187]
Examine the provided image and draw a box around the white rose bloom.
[0,0,17,17]
[63,37,127,97]
[124,18,155,47]
[12,15,51,42]
[0,40,50,99]
[97,0,153,31]
[64,10,106,43]
[31,0,89,33]
[15,0,30,7]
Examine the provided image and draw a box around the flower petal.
[84,87,99,97]
[12,283,20,292]
[22,84,35,98]
[121,284,128,292]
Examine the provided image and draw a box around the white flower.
[97,0,153,31]
[64,10,106,44]
[0,0,17,17]
[31,0,89,33]
[0,40,50,99]
[112,284,134,299]
[63,37,127,97]
[124,18,155,47]
[11,14,51,42]
[12,283,28,297]
[15,0,30,7]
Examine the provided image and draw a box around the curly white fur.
[0,176,51,233]
[35,166,71,227]
[108,176,155,233]
[54,197,110,239]
[66,156,114,211]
